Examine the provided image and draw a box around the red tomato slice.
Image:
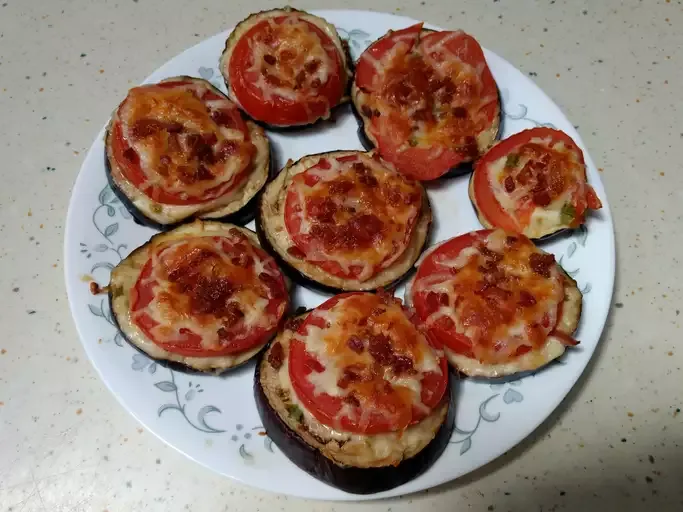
[410,230,565,364]
[288,292,448,434]
[130,231,287,357]
[355,25,499,180]
[111,78,254,206]
[472,128,602,235]
[282,153,423,281]
[227,15,345,126]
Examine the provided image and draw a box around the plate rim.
[64,8,616,501]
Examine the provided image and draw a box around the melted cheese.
[486,137,587,238]
[285,153,423,282]
[130,229,285,351]
[262,323,449,467]
[412,230,565,364]
[243,14,336,105]
[118,79,252,201]
[298,294,441,415]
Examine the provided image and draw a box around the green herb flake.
[408,137,419,147]
[505,154,520,167]
[560,203,576,224]
[286,404,303,423]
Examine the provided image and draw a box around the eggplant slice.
[351,29,501,180]
[220,7,352,129]
[256,150,432,293]
[254,315,455,494]
[105,76,271,230]
[109,221,288,374]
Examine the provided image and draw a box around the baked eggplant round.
[351,24,500,181]
[469,127,603,240]
[105,76,271,229]
[254,293,454,494]
[108,220,289,373]
[406,229,582,378]
[220,7,352,128]
[256,150,432,293]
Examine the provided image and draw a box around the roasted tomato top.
[226,11,347,126]
[130,228,288,357]
[354,24,499,180]
[472,128,602,238]
[110,78,255,206]
[410,229,576,365]
[288,292,448,434]
[283,152,423,281]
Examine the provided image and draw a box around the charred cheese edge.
[109,221,285,373]
[258,150,432,291]
[258,316,449,468]
[351,29,500,167]
[105,77,270,227]
[220,7,352,126]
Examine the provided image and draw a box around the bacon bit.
[505,236,519,247]
[480,246,503,263]
[310,78,322,89]
[504,176,516,193]
[259,272,285,298]
[286,246,306,259]
[529,253,556,278]
[210,110,235,127]
[452,106,467,118]
[551,330,580,346]
[367,333,394,365]
[294,70,306,89]
[195,165,214,181]
[263,54,277,65]
[518,290,537,307]
[343,393,361,407]
[347,335,365,353]
[123,147,139,164]
[307,196,337,223]
[391,355,415,374]
[131,119,164,139]
[231,253,253,268]
[304,60,321,73]
[265,74,282,86]
[218,303,244,329]
[533,190,552,207]
[411,109,433,122]
[228,227,247,240]
[337,364,364,389]
[328,180,354,195]
[89,282,109,295]
[267,342,284,369]
[361,105,373,118]
[284,316,305,332]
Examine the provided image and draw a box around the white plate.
[64,10,615,501]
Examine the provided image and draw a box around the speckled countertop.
[1,0,682,510]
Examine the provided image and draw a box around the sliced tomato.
[282,153,422,281]
[288,292,447,434]
[227,14,346,126]
[131,232,287,357]
[355,25,499,180]
[410,229,565,364]
[472,128,602,236]
[111,78,254,206]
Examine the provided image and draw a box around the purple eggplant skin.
[351,87,503,181]
[104,141,276,231]
[253,353,456,495]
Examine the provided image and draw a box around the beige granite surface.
[1,0,682,510]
